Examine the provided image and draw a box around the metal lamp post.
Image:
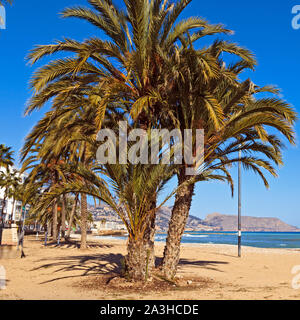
[238,148,242,257]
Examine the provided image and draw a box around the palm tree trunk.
[66,194,78,239]
[52,199,58,242]
[11,198,16,222]
[161,168,195,279]
[1,197,6,225]
[48,221,52,237]
[143,202,156,271]
[80,193,87,250]
[0,195,4,244]
[126,236,152,281]
[61,195,67,239]
[1,190,8,225]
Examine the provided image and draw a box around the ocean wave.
[183,234,209,238]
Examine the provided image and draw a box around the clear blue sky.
[0,0,300,226]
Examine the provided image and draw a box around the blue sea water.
[101,231,300,249]
[157,231,300,248]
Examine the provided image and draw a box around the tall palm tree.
[158,44,297,278]
[24,0,232,259]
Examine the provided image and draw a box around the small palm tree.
[31,159,175,280]
[0,169,21,224]
[7,172,22,221]
[0,144,14,170]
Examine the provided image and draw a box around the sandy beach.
[0,235,300,300]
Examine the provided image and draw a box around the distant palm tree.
[7,171,22,221]
[0,144,14,170]
[0,169,21,223]
[21,151,69,242]
[0,145,14,225]
[21,100,100,249]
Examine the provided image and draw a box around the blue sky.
[0,0,300,226]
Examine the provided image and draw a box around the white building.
[93,219,126,231]
[0,166,28,222]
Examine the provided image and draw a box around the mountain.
[203,212,300,232]
[155,207,217,231]
[88,204,216,232]
[88,205,300,232]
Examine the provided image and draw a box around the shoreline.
[71,233,300,251]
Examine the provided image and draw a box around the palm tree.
[158,44,297,278]
[30,158,176,280]
[7,171,22,221]
[21,100,100,249]
[0,169,21,223]
[21,149,69,242]
[0,144,14,170]
[24,0,231,259]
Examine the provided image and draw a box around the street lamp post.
[238,148,242,257]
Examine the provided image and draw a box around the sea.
[96,231,300,249]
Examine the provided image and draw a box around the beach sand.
[0,235,300,300]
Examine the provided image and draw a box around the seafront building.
[0,166,28,222]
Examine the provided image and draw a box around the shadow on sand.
[31,253,124,284]
[30,251,229,285]
[155,257,228,273]
[39,238,114,250]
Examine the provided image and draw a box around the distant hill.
[88,204,300,232]
[204,213,300,232]
[156,208,299,232]
[156,207,217,231]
